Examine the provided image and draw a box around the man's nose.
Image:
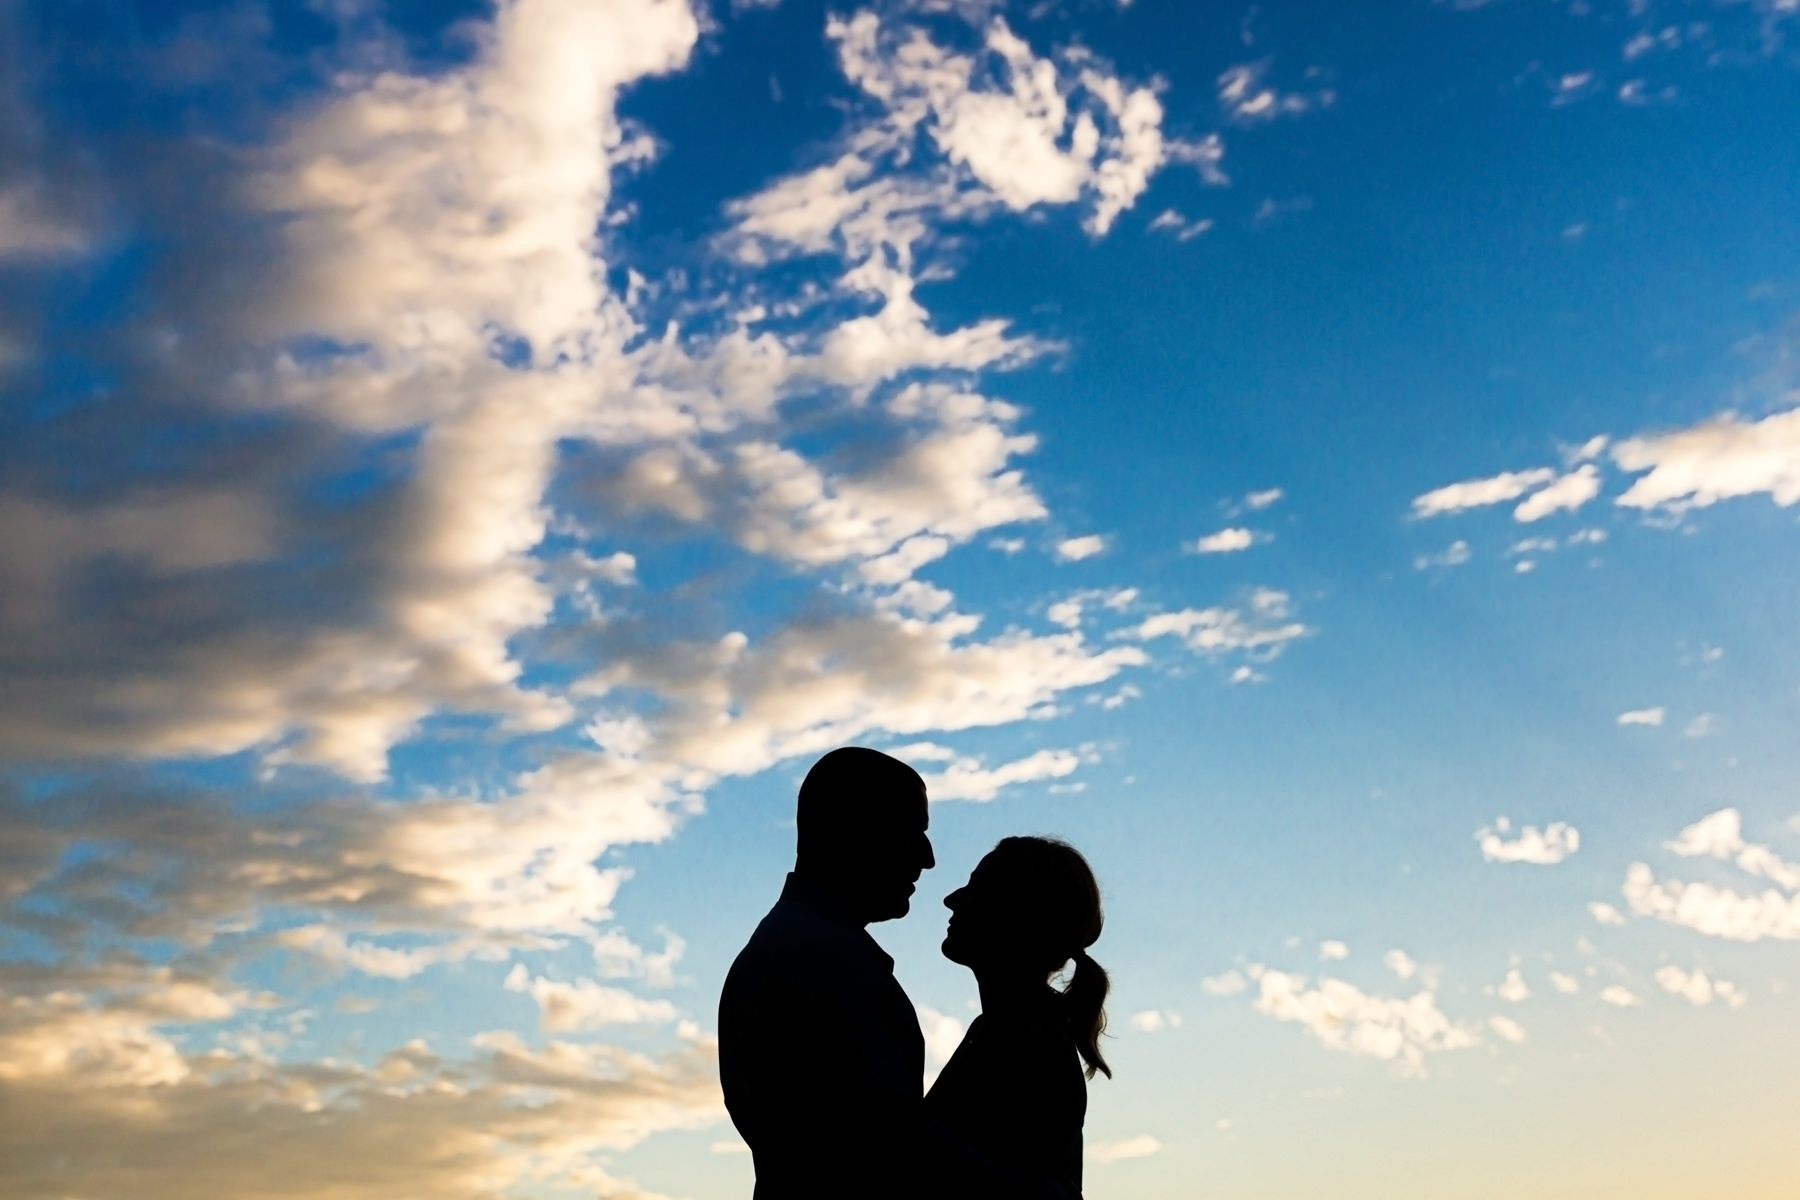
[920,835,936,871]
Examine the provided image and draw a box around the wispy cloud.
[1089,1134,1164,1163]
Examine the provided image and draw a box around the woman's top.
[924,989,1087,1197]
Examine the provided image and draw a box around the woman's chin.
[939,937,969,964]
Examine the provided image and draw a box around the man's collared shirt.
[719,873,925,1199]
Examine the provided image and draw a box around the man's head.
[794,747,934,924]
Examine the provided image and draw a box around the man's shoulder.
[724,889,893,1005]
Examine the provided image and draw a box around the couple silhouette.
[720,747,1110,1200]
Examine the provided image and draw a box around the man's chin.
[871,897,911,922]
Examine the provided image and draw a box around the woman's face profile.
[941,854,1013,967]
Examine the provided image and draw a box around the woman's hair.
[985,835,1112,1080]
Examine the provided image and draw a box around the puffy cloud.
[1319,940,1349,961]
[1055,534,1109,561]
[1549,971,1581,994]
[1201,969,1249,997]
[1613,405,1800,511]
[1244,488,1285,509]
[1588,901,1627,926]
[1623,808,1800,942]
[1618,707,1666,727]
[1598,985,1641,1007]
[1412,468,1557,518]
[1664,809,1800,891]
[1128,1010,1183,1033]
[1654,965,1746,1009]
[1514,464,1602,521]
[1477,817,1580,865]
[1496,969,1532,1003]
[1383,950,1418,981]
[1488,1015,1528,1043]
[1192,527,1258,554]
[1623,866,1800,942]
[917,1004,967,1066]
[1243,966,1480,1075]
[1088,1134,1163,1164]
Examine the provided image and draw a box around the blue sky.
[3,1,1799,1197]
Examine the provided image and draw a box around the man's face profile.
[859,782,934,922]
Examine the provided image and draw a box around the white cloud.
[1514,464,1602,521]
[1319,940,1349,961]
[1055,534,1108,561]
[1664,808,1800,890]
[1414,540,1472,570]
[1618,707,1665,727]
[1683,713,1716,738]
[1619,810,1800,942]
[1147,208,1214,241]
[0,957,724,1200]
[1412,469,1557,518]
[1623,865,1800,944]
[1613,405,1800,512]
[1201,970,1249,997]
[0,182,91,258]
[1488,1015,1528,1043]
[1123,589,1309,659]
[504,965,678,1031]
[1549,971,1581,994]
[822,13,1171,238]
[1497,969,1531,1003]
[1598,985,1641,1008]
[1128,1009,1183,1033]
[1588,902,1627,927]
[915,746,1084,802]
[1477,817,1581,865]
[1088,1134,1163,1164]
[1216,60,1336,124]
[916,1004,967,1066]
[1243,966,1479,1075]
[1383,950,1418,981]
[1245,488,1285,509]
[1193,527,1258,554]
[1655,965,1746,1009]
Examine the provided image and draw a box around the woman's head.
[942,836,1112,1079]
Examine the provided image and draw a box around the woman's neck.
[973,965,1053,1018]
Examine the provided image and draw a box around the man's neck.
[789,865,869,927]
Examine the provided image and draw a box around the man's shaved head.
[794,747,934,923]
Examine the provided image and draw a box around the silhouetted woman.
[927,836,1110,1199]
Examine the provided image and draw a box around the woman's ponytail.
[1061,946,1112,1080]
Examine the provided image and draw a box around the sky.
[2,0,1799,1197]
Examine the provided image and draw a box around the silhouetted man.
[719,747,935,1200]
